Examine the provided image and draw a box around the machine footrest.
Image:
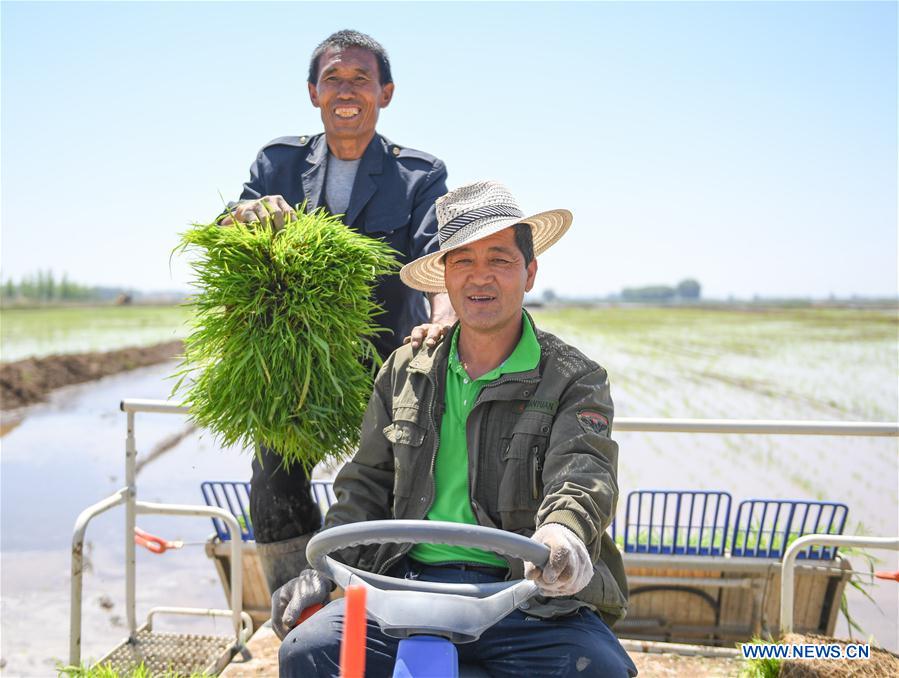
[94,625,237,675]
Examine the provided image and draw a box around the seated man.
[275,181,637,678]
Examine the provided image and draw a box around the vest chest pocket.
[383,417,427,504]
[497,413,552,513]
[383,421,425,446]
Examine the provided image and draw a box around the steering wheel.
[306,520,550,643]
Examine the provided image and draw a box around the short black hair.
[513,223,535,266]
[440,223,535,267]
[308,30,393,86]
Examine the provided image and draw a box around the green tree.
[46,269,56,301]
[676,278,701,300]
[19,274,35,300]
[2,279,16,302]
[621,285,676,303]
[60,272,72,300]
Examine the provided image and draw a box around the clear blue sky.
[2,1,896,299]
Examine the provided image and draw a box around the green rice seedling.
[674,526,724,552]
[57,661,212,678]
[738,638,782,678]
[838,538,883,640]
[172,208,399,469]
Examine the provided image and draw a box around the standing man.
[221,29,455,592]
[275,181,637,677]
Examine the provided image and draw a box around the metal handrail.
[70,489,129,664]
[120,399,899,437]
[613,418,898,436]
[135,501,244,634]
[146,606,253,641]
[120,399,189,414]
[69,407,247,667]
[780,534,899,635]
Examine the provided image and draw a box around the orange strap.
[874,570,899,582]
[133,527,181,554]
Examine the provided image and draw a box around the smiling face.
[443,227,538,335]
[308,47,394,153]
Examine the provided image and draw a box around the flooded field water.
[0,306,896,675]
[1,306,192,362]
[537,306,898,654]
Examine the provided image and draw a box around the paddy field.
[1,303,896,674]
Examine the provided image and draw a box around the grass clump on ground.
[58,662,211,677]
[173,208,398,470]
[738,638,782,678]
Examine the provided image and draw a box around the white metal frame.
[780,534,899,635]
[105,402,899,437]
[613,418,897,436]
[69,400,249,667]
[70,398,897,665]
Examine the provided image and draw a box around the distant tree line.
[1,271,129,304]
[621,278,701,303]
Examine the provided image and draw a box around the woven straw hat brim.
[399,208,572,293]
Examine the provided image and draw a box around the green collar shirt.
[409,313,541,567]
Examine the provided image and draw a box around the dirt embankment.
[778,633,899,677]
[0,340,183,410]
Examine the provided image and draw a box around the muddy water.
[1,363,256,676]
[1,314,897,675]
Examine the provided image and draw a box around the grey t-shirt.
[324,153,361,218]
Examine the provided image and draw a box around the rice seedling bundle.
[174,209,399,469]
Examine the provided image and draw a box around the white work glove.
[271,569,331,640]
[525,523,593,597]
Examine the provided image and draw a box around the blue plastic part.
[730,499,849,560]
[201,479,849,563]
[201,479,338,541]
[310,480,338,517]
[623,490,732,556]
[392,637,459,678]
[201,481,254,541]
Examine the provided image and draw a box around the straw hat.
[399,181,572,293]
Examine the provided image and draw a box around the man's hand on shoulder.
[404,292,457,349]
[404,322,452,350]
[525,523,593,597]
[219,195,296,232]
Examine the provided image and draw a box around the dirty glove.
[271,569,331,640]
[525,523,593,597]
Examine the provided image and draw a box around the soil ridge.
[1,340,183,410]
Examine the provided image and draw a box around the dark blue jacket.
[236,132,448,359]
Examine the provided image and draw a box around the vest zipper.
[426,370,441,517]
[468,401,492,524]
[532,446,543,500]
